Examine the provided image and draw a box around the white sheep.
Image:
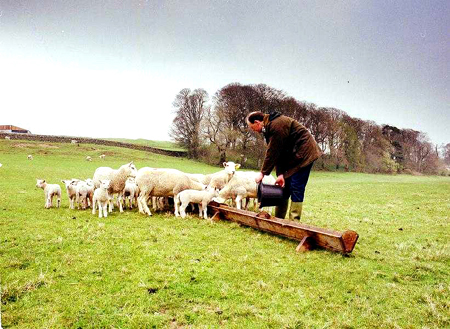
[28,155,33,160]
[135,167,206,216]
[71,140,78,144]
[61,179,79,209]
[92,180,111,218]
[214,171,276,210]
[122,177,140,209]
[93,161,137,213]
[84,178,95,208]
[75,181,89,210]
[86,156,92,162]
[175,187,219,219]
[5,136,10,140]
[99,154,106,160]
[186,173,213,185]
[36,179,61,209]
[207,162,240,190]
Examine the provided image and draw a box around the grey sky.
[1,0,449,145]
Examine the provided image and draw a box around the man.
[246,110,322,220]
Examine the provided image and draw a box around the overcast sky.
[1,0,449,145]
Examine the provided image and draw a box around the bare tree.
[443,143,450,165]
[170,88,209,159]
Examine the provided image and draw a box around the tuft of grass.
[0,139,449,328]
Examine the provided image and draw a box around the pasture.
[0,139,449,328]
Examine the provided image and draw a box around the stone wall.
[0,132,187,158]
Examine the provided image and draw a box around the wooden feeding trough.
[208,201,358,254]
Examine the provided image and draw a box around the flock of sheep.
[34,159,276,219]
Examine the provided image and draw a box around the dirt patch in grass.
[13,143,59,149]
[38,143,59,148]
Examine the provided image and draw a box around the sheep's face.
[209,188,220,198]
[126,177,136,184]
[127,162,138,178]
[100,180,111,189]
[85,178,94,186]
[61,180,71,188]
[36,179,45,188]
[223,161,240,175]
[212,196,225,204]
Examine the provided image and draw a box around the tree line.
[170,83,450,175]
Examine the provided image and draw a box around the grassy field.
[0,139,449,328]
[103,138,186,152]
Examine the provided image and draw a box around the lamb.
[86,156,92,162]
[84,178,95,208]
[122,177,140,209]
[28,155,33,160]
[92,161,138,212]
[75,181,89,210]
[61,179,79,209]
[207,162,240,190]
[175,187,219,219]
[92,180,111,218]
[5,136,10,140]
[136,167,206,216]
[36,179,61,209]
[71,140,78,144]
[214,171,276,210]
[99,154,106,160]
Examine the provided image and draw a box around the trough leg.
[296,236,314,252]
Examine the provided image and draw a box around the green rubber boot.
[274,198,289,219]
[289,202,303,220]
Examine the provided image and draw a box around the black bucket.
[257,182,284,208]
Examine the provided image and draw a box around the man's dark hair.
[246,111,264,124]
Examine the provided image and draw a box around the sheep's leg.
[174,194,180,217]
[119,196,124,213]
[137,194,143,213]
[198,203,203,217]
[235,195,243,210]
[98,201,103,218]
[108,197,113,213]
[174,197,181,217]
[57,195,61,208]
[92,197,96,214]
[179,203,187,219]
[202,201,208,219]
[140,192,152,216]
[152,197,157,210]
[103,203,108,218]
[244,197,250,211]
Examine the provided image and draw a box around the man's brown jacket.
[261,112,322,178]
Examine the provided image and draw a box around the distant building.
[0,125,31,134]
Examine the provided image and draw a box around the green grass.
[103,138,186,152]
[0,139,449,328]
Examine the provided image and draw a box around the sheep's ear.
[42,180,46,183]
[223,162,226,167]
[235,164,241,170]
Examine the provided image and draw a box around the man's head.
[246,111,264,133]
